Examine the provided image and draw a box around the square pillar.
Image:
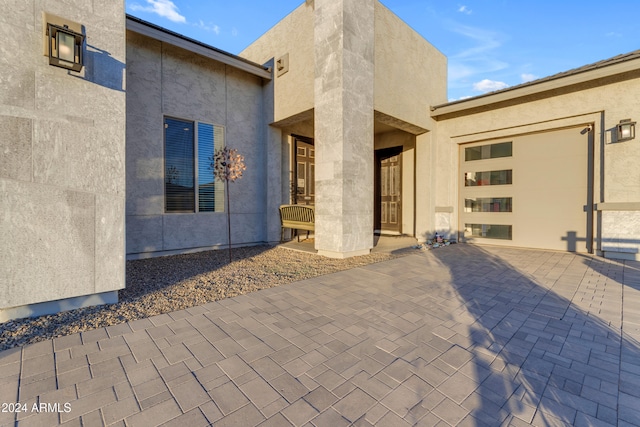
[314,0,375,258]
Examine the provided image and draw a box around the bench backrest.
[279,205,315,224]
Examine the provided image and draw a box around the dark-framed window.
[164,117,224,213]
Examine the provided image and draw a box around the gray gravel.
[0,245,408,351]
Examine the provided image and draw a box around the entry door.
[294,138,314,205]
[376,148,402,234]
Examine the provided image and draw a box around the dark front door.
[375,147,402,234]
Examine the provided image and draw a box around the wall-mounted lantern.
[43,13,85,72]
[47,24,84,71]
[617,119,636,142]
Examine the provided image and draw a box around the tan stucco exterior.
[432,64,640,259]
[239,0,447,253]
[240,3,315,125]
[238,1,640,259]
[131,3,450,253]
[374,2,447,133]
[240,1,448,134]
[3,0,640,320]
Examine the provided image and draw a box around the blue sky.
[125,0,640,101]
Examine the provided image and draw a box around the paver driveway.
[1,245,639,426]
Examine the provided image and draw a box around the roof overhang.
[431,55,640,119]
[374,111,428,135]
[126,15,272,81]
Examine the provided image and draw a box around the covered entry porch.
[273,109,427,258]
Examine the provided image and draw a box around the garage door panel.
[460,127,590,252]
[517,169,586,190]
[514,223,588,251]
[516,190,585,213]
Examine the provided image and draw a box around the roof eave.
[125,15,272,81]
[431,57,640,118]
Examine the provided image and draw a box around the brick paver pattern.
[1,245,639,426]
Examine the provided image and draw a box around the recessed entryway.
[375,146,403,235]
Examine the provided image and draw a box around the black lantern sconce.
[617,119,636,142]
[43,13,85,72]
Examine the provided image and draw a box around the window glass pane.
[491,142,512,158]
[297,162,306,195]
[464,197,512,212]
[465,170,512,186]
[165,118,194,212]
[389,202,398,224]
[465,146,482,161]
[465,142,512,161]
[213,125,225,212]
[381,167,389,196]
[198,123,215,212]
[390,165,399,196]
[465,224,512,240]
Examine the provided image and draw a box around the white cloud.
[451,25,505,60]
[130,0,186,23]
[231,27,239,37]
[194,20,220,34]
[473,79,509,92]
[447,24,509,87]
[458,5,472,15]
[521,73,537,83]
[605,31,622,37]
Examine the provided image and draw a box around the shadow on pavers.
[429,244,640,426]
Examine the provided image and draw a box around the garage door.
[459,126,591,252]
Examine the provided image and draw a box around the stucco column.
[415,132,433,243]
[314,0,375,258]
[261,58,285,244]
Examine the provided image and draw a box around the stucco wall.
[0,0,126,317]
[374,2,447,131]
[373,3,445,242]
[432,71,640,258]
[240,3,314,124]
[241,0,449,133]
[126,31,269,258]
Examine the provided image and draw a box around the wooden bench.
[279,204,315,242]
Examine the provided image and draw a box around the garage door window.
[465,224,512,240]
[464,197,512,212]
[465,141,512,161]
[465,170,512,186]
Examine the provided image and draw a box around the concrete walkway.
[1,245,639,426]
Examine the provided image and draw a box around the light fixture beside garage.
[617,119,636,142]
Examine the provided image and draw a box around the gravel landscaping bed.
[0,245,408,351]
